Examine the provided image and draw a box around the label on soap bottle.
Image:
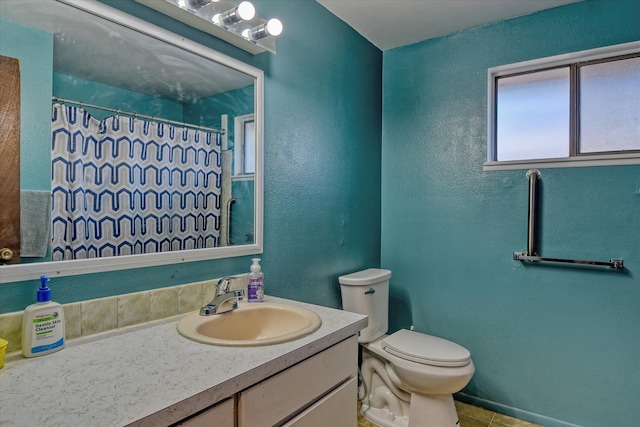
[247,278,264,302]
[31,309,64,354]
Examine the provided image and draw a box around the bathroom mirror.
[0,0,263,283]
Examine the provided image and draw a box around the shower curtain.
[51,105,222,261]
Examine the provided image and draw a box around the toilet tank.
[339,268,391,343]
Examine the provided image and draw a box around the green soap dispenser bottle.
[22,275,65,357]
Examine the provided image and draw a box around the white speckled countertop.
[0,296,367,427]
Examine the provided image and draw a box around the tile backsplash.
[0,274,247,354]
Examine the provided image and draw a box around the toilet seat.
[382,329,471,367]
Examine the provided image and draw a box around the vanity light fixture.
[136,0,283,54]
[183,0,217,10]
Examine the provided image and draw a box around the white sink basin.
[177,302,322,346]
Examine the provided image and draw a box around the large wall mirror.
[0,0,263,283]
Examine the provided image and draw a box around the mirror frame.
[0,0,264,283]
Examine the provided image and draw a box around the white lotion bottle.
[22,275,65,357]
[247,258,264,302]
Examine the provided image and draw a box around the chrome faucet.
[200,277,245,316]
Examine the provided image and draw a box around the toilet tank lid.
[339,268,391,286]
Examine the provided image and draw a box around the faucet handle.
[216,276,239,294]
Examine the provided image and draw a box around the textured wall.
[381,1,640,426]
[0,0,382,313]
[53,72,185,121]
[0,19,52,191]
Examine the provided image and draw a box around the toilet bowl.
[339,269,475,427]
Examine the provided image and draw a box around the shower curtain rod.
[52,96,225,135]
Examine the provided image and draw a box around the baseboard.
[455,392,584,427]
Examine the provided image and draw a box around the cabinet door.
[174,397,234,427]
[238,336,358,427]
[283,377,358,427]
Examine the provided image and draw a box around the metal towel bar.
[513,253,624,270]
[513,169,624,271]
[226,197,236,246]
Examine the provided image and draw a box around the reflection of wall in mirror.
[53,73,185,122]
[184,85,254,129]
[0,19,52,193]
[231,180,255,244]
[184,85,254,160]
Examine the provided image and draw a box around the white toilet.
[339,268,475,427]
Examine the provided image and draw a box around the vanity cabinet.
[0,294,368,427]
[169,335,358,427]
[238,336,358,427]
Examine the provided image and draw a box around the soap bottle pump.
[22,275,65,357]
[247,258,264,302]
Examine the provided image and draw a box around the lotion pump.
[247,258,264,302]
[22,275,65,357]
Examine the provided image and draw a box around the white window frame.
[233,113,255,180]
[485,40,640,171]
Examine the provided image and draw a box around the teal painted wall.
[0,19,52,191]
[231,180,254,245]
[185,85,254,130]
[381,1,640,426]
[53,72,184,121]
[0,0,382,314]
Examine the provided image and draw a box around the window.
[496,67,570,161]
[580,56,640,154]
[486,41,640,170]
[233,114,255,176]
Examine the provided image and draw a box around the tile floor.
[357,401,544,427]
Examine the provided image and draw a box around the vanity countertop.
[0,296,367,426]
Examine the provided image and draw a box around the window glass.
[579,56,640,153]
[243,120,255,174]
[496,67,570,161]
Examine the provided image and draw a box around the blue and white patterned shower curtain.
[51,105,222,261]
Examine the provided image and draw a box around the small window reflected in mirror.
[234,114,255,176]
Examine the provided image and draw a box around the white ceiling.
[316,0,583,51]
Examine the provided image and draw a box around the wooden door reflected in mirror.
[0,55,21,265]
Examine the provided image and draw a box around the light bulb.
[244,18,283,40]
[265,19,283,37]
[236,1,255,21]
[216,1,255,25]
